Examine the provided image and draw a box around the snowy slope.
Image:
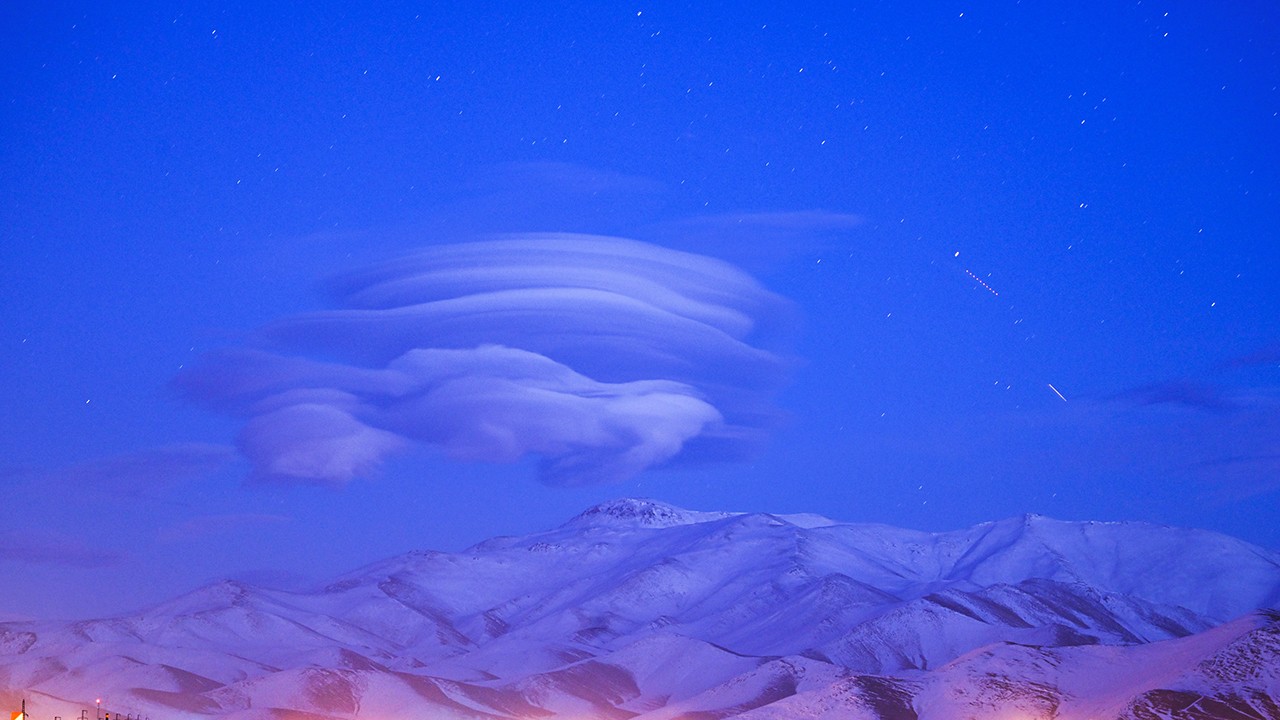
[2,498,1278,719]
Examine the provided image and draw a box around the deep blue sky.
[2,2,1278,620]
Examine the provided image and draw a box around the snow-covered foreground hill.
[3,499,1278,719]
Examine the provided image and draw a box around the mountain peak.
[566,497,727,528]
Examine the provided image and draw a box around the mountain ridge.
[2,498,1277,719]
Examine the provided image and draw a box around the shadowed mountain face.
[3,498,1279,719]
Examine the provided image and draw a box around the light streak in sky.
[1047,383,1068,402]
[964,268,999,296]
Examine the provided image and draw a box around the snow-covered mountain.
[2,498,1278,719]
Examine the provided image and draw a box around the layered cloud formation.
[177,234,790,486]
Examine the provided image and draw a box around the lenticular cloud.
[177,234,789,486]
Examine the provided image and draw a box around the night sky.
[3,2,1278,620]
